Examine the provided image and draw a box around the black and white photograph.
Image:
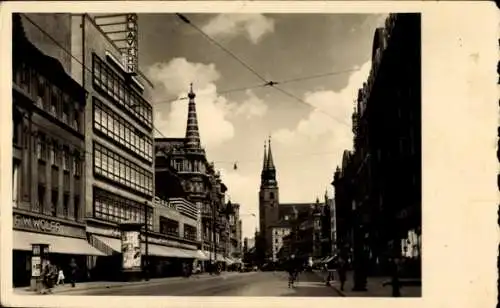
[0,2,497,308]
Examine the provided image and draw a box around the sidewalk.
[14,271,244,295]
[313,270,421,297]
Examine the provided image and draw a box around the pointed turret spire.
[267,136,275,170]
[262,141,268,171]
[185,83,201,149]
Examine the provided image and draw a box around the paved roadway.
[65,271,340,296]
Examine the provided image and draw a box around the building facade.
[333,13,421,278]
[154,85,230,265]
[12,14,105,288]
[68,14,156,280]
[229,203,243,259]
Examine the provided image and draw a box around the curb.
[15,272,248,295]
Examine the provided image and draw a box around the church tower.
[258,137,280,259]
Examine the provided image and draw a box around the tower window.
[269,192,274,199]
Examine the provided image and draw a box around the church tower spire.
[262,141,268,171]
[260,136,277,188]
[185,83,201,149]
[267,136,275,171]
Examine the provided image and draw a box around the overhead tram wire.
[174,13,354,126]
[20,16,351,176]
[23,14,352,142]
[175,13,268,84]
[150,68,361,106]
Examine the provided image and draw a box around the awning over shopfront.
[93,235,200,259]
[14,231,105,256]
[195,250,209,260]
[225,257,234,265]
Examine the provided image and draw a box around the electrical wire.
[151,68,360,106]
[175,13,268,84]
[173,13,352,126]
[19,14,351,165]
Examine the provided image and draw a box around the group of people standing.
[39,258,78,294]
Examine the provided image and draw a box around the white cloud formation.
[274,61,372,148]
[202,14,275,44]
[272,61,372,203]
[231,90,268,118]
[148,58,268,150]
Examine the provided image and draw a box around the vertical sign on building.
[94,14,138,75]
[125,14,138,75]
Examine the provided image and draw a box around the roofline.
[82,13,154,88]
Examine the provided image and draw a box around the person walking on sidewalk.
[337,256,348,291]
[56,267,65,286]
[68,258,79,288]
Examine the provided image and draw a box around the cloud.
[271,61,372,203]
[231,90,268,118]
[147,58,268,149]
[274,61,372,148]
[202,14,275,44]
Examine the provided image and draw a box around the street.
[62,271,340,296]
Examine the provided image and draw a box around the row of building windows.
[93,142,153,196]
[92,54,152,128]
[172,159,206,174]
[93,98,153,162]
[14,62,82,133]
[94,187,153,230]
[36,133,82,177]
[34,184,80,220]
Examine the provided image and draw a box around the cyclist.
[285,254,300,288]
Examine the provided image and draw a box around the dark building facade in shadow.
[332,13,421,283]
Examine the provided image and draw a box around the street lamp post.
[143,201,149,281]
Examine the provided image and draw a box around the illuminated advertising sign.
[121,230,141,270]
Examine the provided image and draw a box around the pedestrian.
[57,267,65,286]
[39,260,50,294]
[337,256,347,291]
[41,260,57,294]
[68,258,78,288]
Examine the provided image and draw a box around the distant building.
[228,203,242,259]
[257,138,317,263]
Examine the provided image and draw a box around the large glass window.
[184,225,197,241]
[92,54,153,129]
[160,217,179,237]
[93,98,153,162]
[93,142,153,196]
[94,187,153,230]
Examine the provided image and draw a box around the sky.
[137,13,387,239]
